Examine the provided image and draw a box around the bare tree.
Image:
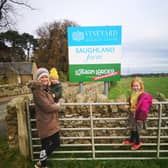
[35,19,79,72]
[0,0,34,30]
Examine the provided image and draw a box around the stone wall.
[0,84,31,98]
[59,101,168,144]
[5,95,31,157]
[60,83,168,145]
[5,82,168,158]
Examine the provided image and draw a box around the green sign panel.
[69,64,120,82]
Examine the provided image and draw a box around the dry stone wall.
[5,82,168,157]
[60,82,168,145]
[5,95,31,157]
[0,84,30,98]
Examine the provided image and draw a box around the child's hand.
[124,105,130,109]
[56,102,61,109]
[58,98,65,112]
[59,98,65,105]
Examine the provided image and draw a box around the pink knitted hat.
[36,68,49,80]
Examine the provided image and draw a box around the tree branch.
[9,0,35,10]
[0,0,35,29]
[0,0,7,19]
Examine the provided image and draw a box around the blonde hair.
[131,77,144,92]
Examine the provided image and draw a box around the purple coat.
[134,92,153,120]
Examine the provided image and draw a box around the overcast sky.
[16,0,168,51]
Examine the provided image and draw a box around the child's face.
[50,78,58,84]
[132,81,141,93]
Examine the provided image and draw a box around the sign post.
[67,26,122,94]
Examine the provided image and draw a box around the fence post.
[16,97,30,157]
[104,82,109,96]
[26,102,34,160]
[157,102,162,158]
[79,82,83,93]
[90,104,95,159]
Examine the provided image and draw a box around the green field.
[108,75,168,99]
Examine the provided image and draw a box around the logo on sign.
[72,31,84,41]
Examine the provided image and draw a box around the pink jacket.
[134,92,153,120]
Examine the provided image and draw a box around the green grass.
[0,136,32,168]
[47,159,168,168]
[108,76,168,99]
